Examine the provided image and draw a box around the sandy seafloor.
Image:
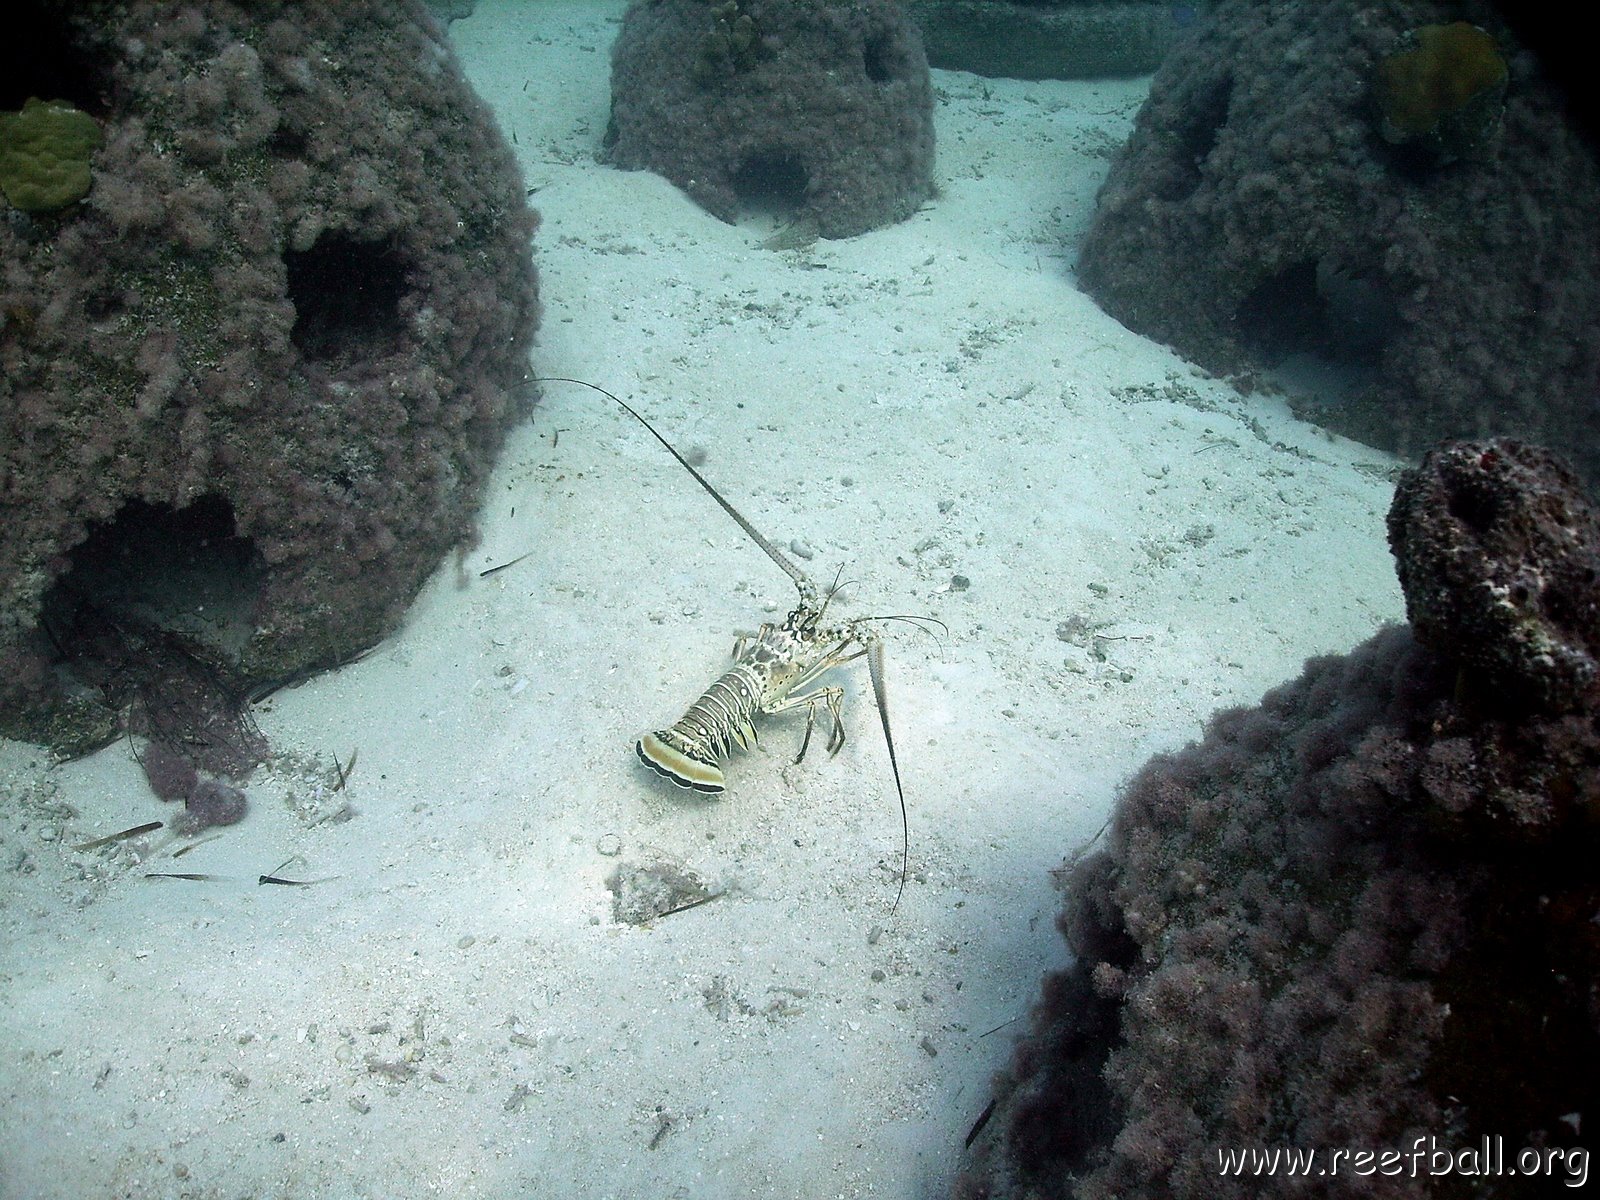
[0,3,1409,1197]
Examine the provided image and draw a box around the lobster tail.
[636,666,763,793]
[637,730,725,793]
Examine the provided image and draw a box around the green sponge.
[0,97,103,213]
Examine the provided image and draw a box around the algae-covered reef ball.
[0,1,541,754]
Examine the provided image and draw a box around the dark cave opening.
[1235,257,1398,403]
[731,151,809,221]
[37,494,269,773]
[1236,260,1326,360]
[40,494,265,668]
[285,232,411,366]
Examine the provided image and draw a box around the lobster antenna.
[868,640,909,913]
[535,378,812,599]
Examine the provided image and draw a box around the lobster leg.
[770,685,848,762]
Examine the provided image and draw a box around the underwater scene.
[1,1,1594,1196]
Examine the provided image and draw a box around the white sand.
[0,3,1405,1196]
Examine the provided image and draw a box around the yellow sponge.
[1377,22,1507,155]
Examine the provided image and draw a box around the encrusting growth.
[0,1,540,756]
[962,439,1600,1199]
